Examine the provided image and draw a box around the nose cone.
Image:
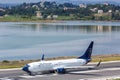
[22,64,31,73]
[22,66,28,72]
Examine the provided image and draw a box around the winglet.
[41,54,44,60]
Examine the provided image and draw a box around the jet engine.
[56,68,66,74]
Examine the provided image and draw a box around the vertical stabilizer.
[78,41,94,62]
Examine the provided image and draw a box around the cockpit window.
[25,64,30,67]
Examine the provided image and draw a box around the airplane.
[22,41,101,75]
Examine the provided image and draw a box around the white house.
[98,10,103,14]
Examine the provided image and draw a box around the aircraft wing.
[64,65,96,69]
[64,60,101,69]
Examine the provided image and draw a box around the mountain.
[0,3,19,8]
[47,0,120,5]
[0,0,119,8]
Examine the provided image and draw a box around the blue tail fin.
[78,41,94,62]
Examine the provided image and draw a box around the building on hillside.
[90,8,98,12]
[53,15,58,18]
[98,10,103,14]
[0,8,5,12]
[64,7,76,10]
[47,15,58,19]
[108,10,112,13]
[0,16,3,18]
[36,11,42,18]
[94,13,112,20]
[4,14,9,17]
[103,2,109,6]
[79,4,87,8]
[47,15,51,19]
[115,10,119,13]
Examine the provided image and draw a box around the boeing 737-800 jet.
[22,41,101,75]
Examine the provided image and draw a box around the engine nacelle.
[56,68,66,74]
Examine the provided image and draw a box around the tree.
[42,14,48,19]
[0,11,5,16]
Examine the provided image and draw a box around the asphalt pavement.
[0,61,120,80]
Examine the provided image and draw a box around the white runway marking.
[70,67,120,74]
[0,77,13,80]
[20,74,58,78]
[0,68,21,71]
[84,75,120,80]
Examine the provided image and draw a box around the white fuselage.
[22,41,94,74]
[28,59,87,73]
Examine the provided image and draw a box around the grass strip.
[0,54,120,69]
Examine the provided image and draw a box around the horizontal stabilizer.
[96,60,102,67]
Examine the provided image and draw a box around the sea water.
[0,21,120,60]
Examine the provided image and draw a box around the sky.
[0,0,120,4]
